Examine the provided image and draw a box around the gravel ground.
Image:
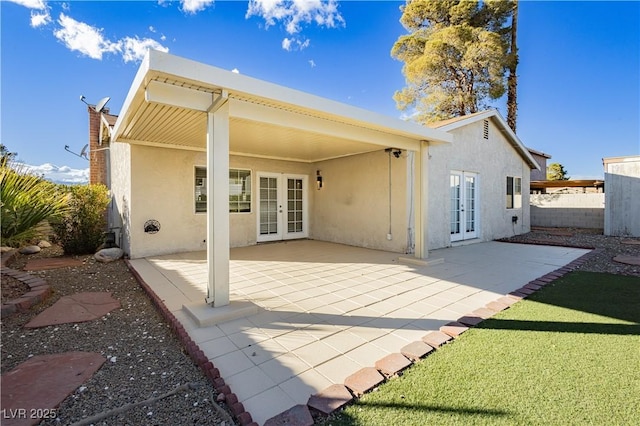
[499,227,640,277]
[1,246,235,426]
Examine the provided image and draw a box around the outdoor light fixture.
[316,170,323,190]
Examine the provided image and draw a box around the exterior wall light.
[316,170,323,190]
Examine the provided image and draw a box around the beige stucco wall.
[428,119,531,249]
[109,142,132,254]
[311,150,409,253]
[112,142,412,258]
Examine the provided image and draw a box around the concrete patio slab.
[128,239,589,425]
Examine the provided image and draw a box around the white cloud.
[231,68,240,74]
[120,36,169,63]
[281,36,310,51]
[8,0,47,9]
[181,0,215,14]
[52,13,168,62]
[30,10,51,27]
[246,0,345,35]
[149,25,156,33]
[308,59,316,68]
[25,163,89,185]
[54,13,120,60]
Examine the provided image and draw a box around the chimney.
[88,106,108,186]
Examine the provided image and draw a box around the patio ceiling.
[113,51,452,163]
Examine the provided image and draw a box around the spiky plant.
[0,163,70,247]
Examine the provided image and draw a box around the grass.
[324,272,640,425]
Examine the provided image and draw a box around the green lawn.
[324,272,640,425]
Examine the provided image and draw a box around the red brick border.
[1,250,53,318]
[124,260,252,425]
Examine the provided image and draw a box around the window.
[195,167,251,213]
[506,176,522,209]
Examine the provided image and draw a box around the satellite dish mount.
[80,95,111,113]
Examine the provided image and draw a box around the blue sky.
[2,0,638,183]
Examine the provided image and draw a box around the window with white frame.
[195,167,251,213]
[506,176,522,209]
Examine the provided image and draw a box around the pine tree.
[391,0,515,124]
[547,163,570,181]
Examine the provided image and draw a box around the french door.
[450,171,479,242]
[257,172,308,242]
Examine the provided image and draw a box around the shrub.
[53,184,110,255]
[1,163,70,247]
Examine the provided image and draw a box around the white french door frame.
[256,172,309,242]
[450,171,479,242]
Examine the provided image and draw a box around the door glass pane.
[450,174,461,234]
[286,178,303,235]
[465,176,475,232]
[260,177,279,235]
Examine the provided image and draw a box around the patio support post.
[414,141,429,259]
[205,99,230,307]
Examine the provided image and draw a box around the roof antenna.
[80,95,110,113]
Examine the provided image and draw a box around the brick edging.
[1,250,53,318]
[124,260,256,426]
[267,248,600,424]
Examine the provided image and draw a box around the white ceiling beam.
[229,98,420,152]
[145,80,213,112]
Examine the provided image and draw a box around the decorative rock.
[94,247,124,263]
[1,246,14,253]
[19,245,41,255]
[37,240,51,248]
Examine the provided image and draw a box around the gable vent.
[483,120,489,139]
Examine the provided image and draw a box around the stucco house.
[105,51,538,307]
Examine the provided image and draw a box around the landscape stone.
[24,292,121,328]
[612,255,640,266]
[94,247,124,263]
[1,246,14,253]
[37,240,52,248]
[19,245,41,255]
[1,352,105,426]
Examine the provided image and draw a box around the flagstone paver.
[24,257,83,271]
[24,292,120,328]
[613,255,640,266]
[0,352,105,426]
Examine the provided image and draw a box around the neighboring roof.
[103,113,118,127]
[531,179,604,190]
[428,109,540,170]
[527,147,551,159]
[602,155,640,166]
[112,50,452,162]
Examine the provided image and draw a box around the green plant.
[53,184,110,254]
[1,163,70,247]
